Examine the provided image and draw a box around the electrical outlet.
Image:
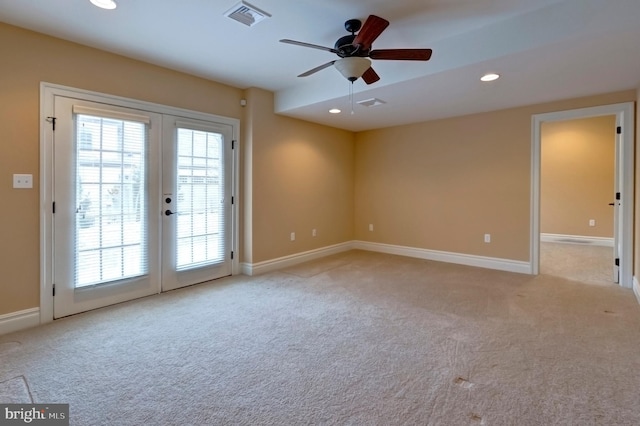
[484,234,491,243]
[13,174,33,189]
[369,224,374,232]
[290,232,295,241]
[312,229,317,237]
[589,219,596,227]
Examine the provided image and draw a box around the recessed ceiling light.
[481,73,500,82]
[90,0,117,10]
[329,108,341,114]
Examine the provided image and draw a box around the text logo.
[0,405,68,426]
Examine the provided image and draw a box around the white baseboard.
[353,241,531,274]
[0,308,40,336]
[540,233,614,247]
[242,240,532,277]
[242,242,355,276]
[633,277,640,305]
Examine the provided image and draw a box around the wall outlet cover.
[13,174,33,189]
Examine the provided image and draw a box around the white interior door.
[161,116,233,291]
[53,96,162,318]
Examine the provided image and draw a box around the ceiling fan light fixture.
[481,73,500,82]
[334,57,372,82]
[90,0,117,9]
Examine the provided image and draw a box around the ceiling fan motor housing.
[335,34,358,56]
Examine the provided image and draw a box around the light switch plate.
[13,174,33,189]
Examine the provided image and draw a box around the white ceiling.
[1,0,639,131]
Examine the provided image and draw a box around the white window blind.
[74,113,148,288]
[175,127,225,270]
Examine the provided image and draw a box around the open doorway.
[531,102,635,288]
[539,115,615,285]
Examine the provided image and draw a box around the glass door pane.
[175,127,225,270]
[75,114,148,287]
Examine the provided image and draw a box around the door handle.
[608,203,615,206]
[165,210,175,216]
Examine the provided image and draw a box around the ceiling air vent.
[357,98,387,107]
[224,1,271,27]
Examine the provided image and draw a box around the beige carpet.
[1,250,639,425]
[540,241,614,285]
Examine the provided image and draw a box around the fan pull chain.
[350,81,355,115]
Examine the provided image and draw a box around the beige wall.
[243,88,354,263]
[0,23,354,315]
[355,91,635,262]
[1,21,637,317]
[0,23,242,315]
[541,116,616,238]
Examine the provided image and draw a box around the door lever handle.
[165,210,175,216]
[608,203,615,206]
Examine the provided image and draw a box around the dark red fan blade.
[298,60,336,77]
[362,67,380,85]
[369,49,433,61]
[280,39,339,54]
[353,15,389,51]
[369,49,432,61]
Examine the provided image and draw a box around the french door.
[161,117,233,291]
[52,96,233,318]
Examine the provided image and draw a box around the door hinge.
[615,258,620,267]
[232,140,235,149]
[231,196,234,205]
[46,116,57,131]
[52,202,55,214]
[616,192,621,201]
[616,126,622,134]
[231,251,234,260]
[52,284,55,297]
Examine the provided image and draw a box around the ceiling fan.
[280,15,433,84]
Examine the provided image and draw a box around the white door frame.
[40,82,240,324]
[530,102,634,288]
